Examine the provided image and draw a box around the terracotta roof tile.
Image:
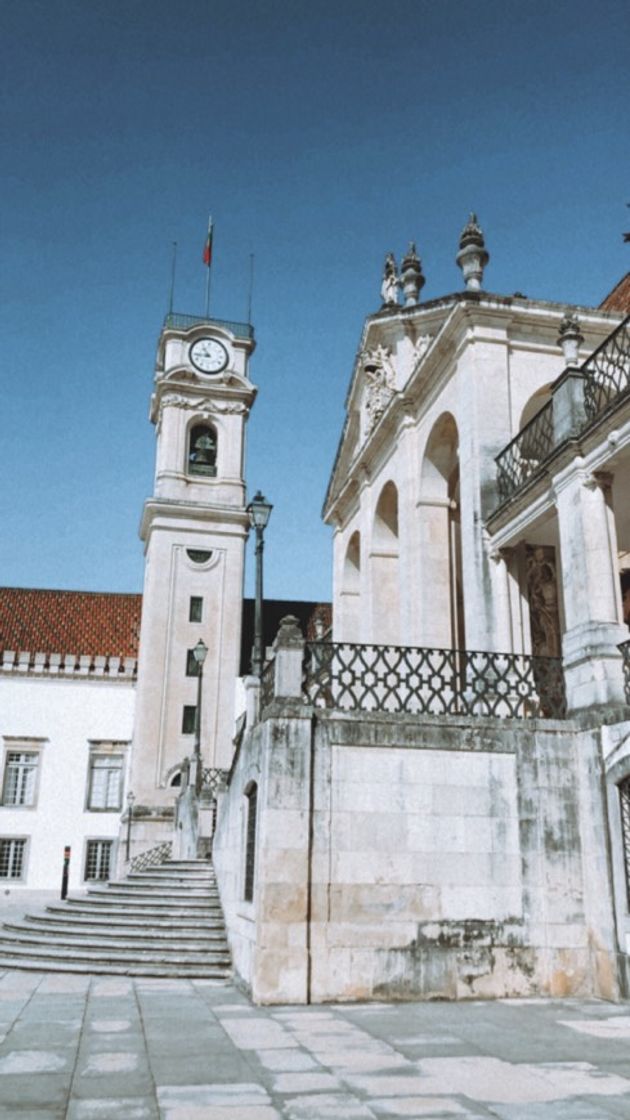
[600,272,630,313]
[0,587,142,659]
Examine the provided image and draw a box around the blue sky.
[1,0,628,601]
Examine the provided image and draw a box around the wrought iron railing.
[583,315,630,422]
[302,641,567,720]
[129,840,172,873]
[495,400,554,504]
[619,639,630,705]
[260,658,275,709]
[201,767,229,797]
[163,311,254,340]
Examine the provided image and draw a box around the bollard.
[61,845,71,899]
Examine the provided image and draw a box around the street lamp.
[246,490,273,678]
[192,638,208,761]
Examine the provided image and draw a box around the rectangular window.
[88,754,123,811]
[189,596,203,622]
[186,650,201,677]
[84,839,113,882]
[244,785,258,903]
[182,706,197,734]
[2,752,39,807]
[0,838,26,880]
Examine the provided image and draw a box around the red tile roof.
[0,588,142,659]
[600,272,630,313]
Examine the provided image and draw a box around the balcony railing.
[495,400,554,504]
[583,316,630,422]
[620,639,630,705]
[163,311,254,340]
[302,641,567,720]
[494,314,630,509]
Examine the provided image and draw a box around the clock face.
[189,337,229,374]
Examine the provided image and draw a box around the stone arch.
[371,481,400,644]
[340,530,361,641]
[187,422,218,477]
[419,413,464,649]
[519,384,553,430]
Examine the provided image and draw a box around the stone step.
[25,913,227,936]
[49,900,224,920]
[0,858,232,979]
[92,884,220,899]
[0,940,231,968]
[3,921,228,948]
[0,927,229,955]
[0,954,231,979]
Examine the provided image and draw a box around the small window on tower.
[182,706,197,734]
[189,596,203,622]
[188,424,217,477]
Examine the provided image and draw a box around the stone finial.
[456,212,489,291]
[400,242,425,306]
[557,311,584,366]
[380,252,400,308]
[274,615,304,649]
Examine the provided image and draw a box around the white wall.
[0,674,135,891]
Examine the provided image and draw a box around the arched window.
[419,413,464,650]
[188,424,217,477]
[243,781,258,902]
[339,531,361,642]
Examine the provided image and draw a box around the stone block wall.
[213,705,621,1004]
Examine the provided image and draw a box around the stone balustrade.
[0,649,137,679]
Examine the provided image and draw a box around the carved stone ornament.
[362,344,397,432]
[160,394,247,415]
[413,334,432,362]
[381,252,400,307]
[526,545,561,657]
[456,212,489,291]
[557,310,584,365]
[400,242,425,306]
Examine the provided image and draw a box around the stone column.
[273,616,306,699]
[554,463,626,710]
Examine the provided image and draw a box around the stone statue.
[381,253,400,307]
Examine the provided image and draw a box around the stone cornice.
[140,497,250,541]
[0,650,137,681]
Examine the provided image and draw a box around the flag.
[203,221,213,267]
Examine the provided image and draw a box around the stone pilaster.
[554,464,626,710]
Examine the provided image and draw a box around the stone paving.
[0,971,630,1119]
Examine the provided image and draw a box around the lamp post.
[125,791,135,863]
[192,638,208,761]
[246,490,273,678]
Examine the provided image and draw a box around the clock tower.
[129,312,256,826]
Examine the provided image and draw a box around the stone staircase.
[0,859,231,978]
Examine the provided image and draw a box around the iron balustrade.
[201,767,229,796]
[302,641,567,720]
[583,315,630,422]
[619,639,630,705]
[495,400,554,504]
[163,311,254,340]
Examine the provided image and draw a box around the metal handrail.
[163,311,254,340]
[583,315,630,422]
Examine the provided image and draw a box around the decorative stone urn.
[456,213,489,291]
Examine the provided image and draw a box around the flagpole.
[204,215,213,318]
[168,241,178,314]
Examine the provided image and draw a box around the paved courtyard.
[1,970,630,1119]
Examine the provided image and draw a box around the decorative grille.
[0,838,26,879]
[130,841,172,873]
[495,400,555,505]
[84,839,113,881]
[260,658,275,709]
[620,640,630,705]
[302,642,567,720]
[583,315,630,422]
[619,777,630,909]
[2,751,38,806]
